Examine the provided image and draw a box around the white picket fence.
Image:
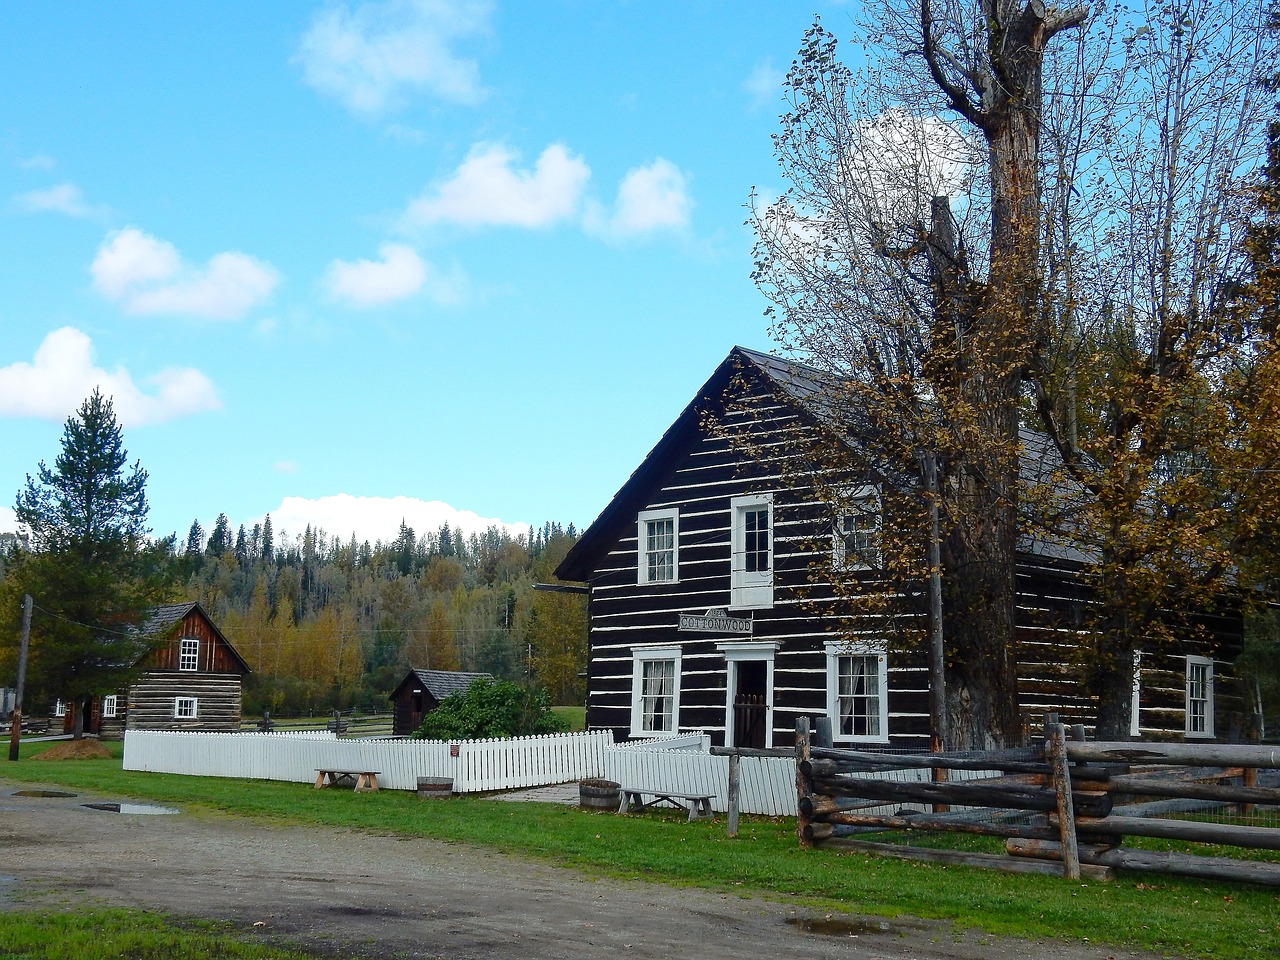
[121,727,802,816]
[123,729,613,793]
[604,741,798,817]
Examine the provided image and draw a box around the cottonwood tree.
[753,0,1087,749]
[1,391,174,736]
[1028,0,1280,737]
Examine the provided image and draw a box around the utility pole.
[7,595,33,762]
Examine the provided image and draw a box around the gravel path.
[0,778,1167,960]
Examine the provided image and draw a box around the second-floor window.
[834,485,882,569]
[731,494,774,608]
[179,637,199,671]
[637,508,679,584]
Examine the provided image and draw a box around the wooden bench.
[618,786,714,822]
[314,769,381,793]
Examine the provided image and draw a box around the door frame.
[717,641,779,749]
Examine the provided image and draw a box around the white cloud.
[324,243,428,307]
[744,58,784,110]
[261,493,526,546]
[19,154,56,171]
[91,227,279,320]
[402,143,590,230]
[16,182,103,218]
[0,506,17,534]
[296,0,490,116]
[273,460,298,475]
[584,158,692,241]
[0,327,221,427]
[324,243,469,308]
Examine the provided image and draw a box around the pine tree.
[4,391,173,736]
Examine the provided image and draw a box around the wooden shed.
[389,669,493,736]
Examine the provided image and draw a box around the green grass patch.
[0,907,313,960]
[551,705,586,730]
[4,742,1279,959]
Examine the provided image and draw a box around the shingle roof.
[138,602,199,637]
[407,669,493,700]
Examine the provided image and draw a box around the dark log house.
[555,347,1243,750]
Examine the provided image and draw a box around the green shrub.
[413,679,568,740]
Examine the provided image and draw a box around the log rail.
[794,717,1280,886]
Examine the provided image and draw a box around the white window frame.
[101,695,117,719]
[637,508,679,585]
[825,641,889,743]
[629,646,682,738]
[53,699,65,718]
[834,484,882,570]
[718,641,779,749]
[174,697,199,719]
[1185,656,1214,738]
[1129,650,1143,738]
[730,493,774,609]
[179,637,200,672]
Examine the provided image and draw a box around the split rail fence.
[795,717,1280,885]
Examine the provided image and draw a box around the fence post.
[727,752,741,838]
[795,717,813,847]
[1045,716,1081,880]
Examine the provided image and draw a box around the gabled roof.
[554,345,1090,584]
[555,346,769,583]
[392,669,493,702]
[140,600,252,674]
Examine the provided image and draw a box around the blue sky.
[1,1,854,548]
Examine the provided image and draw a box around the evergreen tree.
[206,513,230,558]
[3,391,173,736]
[261,514,274,564]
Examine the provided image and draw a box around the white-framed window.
[174,697,199,719]
[629,646,682,738]
[637,508,679,584]
[1185,656,1214,738]
[179,637,199,672]
[53,699,65,718]
[834,485,882,569]
[1129,650,1143,738]
[102,695,117,719]
[825,641,889,743]
[731,493,774,609]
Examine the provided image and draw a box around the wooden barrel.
[579,778,621,811]
[417,777,453,799]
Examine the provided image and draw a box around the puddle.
[13,790,77,798]
[786,917,893,937]
[82,802,179,815]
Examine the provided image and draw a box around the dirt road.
[0,779,1163,960]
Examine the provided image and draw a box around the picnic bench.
[618,786,714,822]
[314,769,381,793]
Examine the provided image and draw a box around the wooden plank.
[1045,720,1081,880]
[1104,775,1280,806]
[814,809,1061,841]
[814,838,1115,880]
[1012,840,1280,887]
[1066,741,1280,769]
[804,767,1113,817]
[1071,815,1280,851]
[808,745,1047,773]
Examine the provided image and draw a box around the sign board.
[678,607,752,635]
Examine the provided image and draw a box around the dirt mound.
[33,739,112,760]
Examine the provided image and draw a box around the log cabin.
[389,668,494,736]
[554,346,1244,750]
[59,601,250,737]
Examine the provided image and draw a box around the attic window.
[179,637,199,671]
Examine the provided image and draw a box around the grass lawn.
[2,740,1278,960]
[551,705,586,730]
